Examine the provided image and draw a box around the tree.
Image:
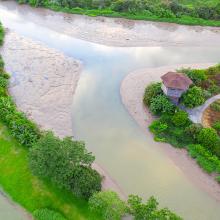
[172,110,190,127]
[88,191,127,220]
[182,86,205,108]
[197,128,219,151]
[185,123,202,141]
[150,95,175,115]
[143,82,162,107]
[127,195,182,220]
[29,132,101,199]
[71,166,102,199]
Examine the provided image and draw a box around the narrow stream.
[0,1,220,220]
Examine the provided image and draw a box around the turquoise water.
[0,1,220,219]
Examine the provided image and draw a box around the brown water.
[0,1,220,219]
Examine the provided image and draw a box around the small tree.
[182,86,205,108]
[143,82,162,107]
[150,95,175,115]
[185,123,202,141]
[88,191,127,220]
[127,195,182,220]
[172,110,190,127]
[197,128,218,151]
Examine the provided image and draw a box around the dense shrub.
[213,121,220,132]
[0,22,4,46]
[150,95,175,115]
[33,209,67,220]
[185,123,202,141]
[181,68,207,85]
[127,195,182,220]
[89,191,127,220]
[182,86,205,108]
[71,166,102,199]
[143,82,162,107]
[172,110,189,127]
[29,132,101,199]
[188,144,220,174]
[197,128,219,151]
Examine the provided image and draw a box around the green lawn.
[0,122,101,220]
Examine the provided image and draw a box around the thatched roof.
[161,72,193,90]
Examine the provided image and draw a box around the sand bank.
[1,1,220,47]
[120,63,220,202]
[0,30,124,196]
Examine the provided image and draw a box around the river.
[0,1,220,220]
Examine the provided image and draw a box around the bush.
[182,86,205,108]
[29,132,101,199]
[143,82,162,107]
[213,121,220,132]
[149,120,168,133]
[172,110,190,127]
[185,123,202,141]
[208,85,220,95]
[127,195,182,220]
[33,209,67,220]
[89,191,127,220]
[150,95,175,115]
[188,144,220,174]
[197,128,219,151]
[0,76,8,88]
[183,69,207,85]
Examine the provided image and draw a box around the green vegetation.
[15,0,220,27]
[181,86,205,108]
[127,195,182,220]
[33,209,67,220]
[88,191,127,220]
[145,64,220,183]
[29,132,102,200]
[0,123,101,220]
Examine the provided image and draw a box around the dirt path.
[120,63,220,202]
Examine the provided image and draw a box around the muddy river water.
[0,1,220,220]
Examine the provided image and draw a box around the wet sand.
[120,63,220,202]
[0,30,125,197]
[1,1,220,47]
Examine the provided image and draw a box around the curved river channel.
[1,1,220,219]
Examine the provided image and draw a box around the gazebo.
[161,72,193,104]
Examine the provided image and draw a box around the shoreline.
[0,30,125,198]
[1,1,220,47]
[120,63,220,202]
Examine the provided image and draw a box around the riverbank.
[0,30,125,197]
[120,63,220,202]
[1,1,220,47]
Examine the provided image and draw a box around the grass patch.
[0,123,101,220]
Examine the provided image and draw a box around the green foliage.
[0,76,8,88]
[71,166,102,200]
[15,0,220,27]
[181,68,207,85]
[29,132,101,199]
[149,120,168,134]
[212,121,220,132]
[88,191,127,220]
[185,123,202,141]
[33,209,67,220]
[172,110,189,127]
[0,123,101,220]
[150,95,175,115]
[143,82,162,107]
[197,128,219,151]
[0,22,4,46]
[127,195,182,220]
[188,144,220,174]
[210,101,220,112]
[182,86,205,108]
